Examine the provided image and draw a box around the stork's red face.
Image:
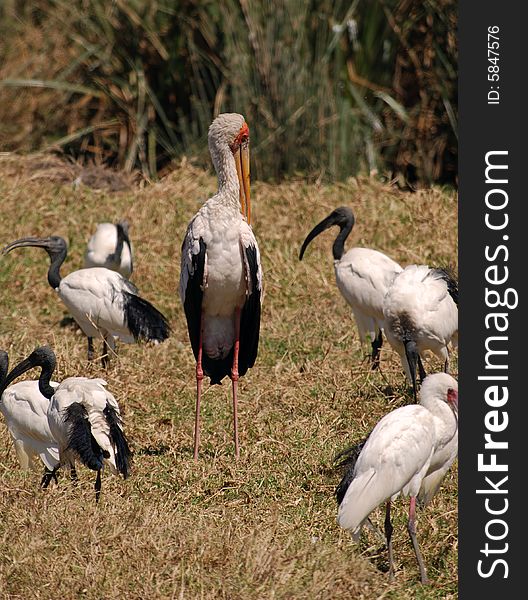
[231,123,251,224]
[447,388,458,412]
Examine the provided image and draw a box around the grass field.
[0,155,458,599]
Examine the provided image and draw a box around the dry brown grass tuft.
[0,155,457,598]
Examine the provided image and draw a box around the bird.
[2,235,170,367]
[299,207,402,369]
[180,112,262,460]
[335,372,458,584]
[84,220,133,278]
[382,264,458,399]
[0,350,60,487]
[3,346,132,502]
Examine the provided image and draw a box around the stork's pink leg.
[231,307,241,459]
[408,496,429,585]
[194,314,204,461]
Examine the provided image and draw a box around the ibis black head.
[116,220,130,236]
[2,346,57,399]
[2,235,67,259]
[299,207,355,261]
[2,236,68,289]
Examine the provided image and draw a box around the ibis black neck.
[299,207,355,262]
[47,247,67,289]
[0,350,9,393]
[332,221,353,261]
[108,223,128,265]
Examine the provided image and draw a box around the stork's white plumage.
[180,113,262,460]
[2,236,169,366]
[4,346,132,502]
[299,207,402,368]
[336,372,458,584]
[382,264,458,398]
[84,221,133,278]
[0,350,59,483]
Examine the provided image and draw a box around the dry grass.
[0,155,458,599]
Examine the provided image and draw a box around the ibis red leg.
[408,496,429,585]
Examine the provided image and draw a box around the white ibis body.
[336,372,458,584]
[382,264,458,398]
[4,346,132,502]
[299,207,402,368]
[180,113,262,460]
[84,220,133,278]
[2,236,169,366]
[0,350,60,486]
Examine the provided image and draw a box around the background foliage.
[0,0,457,184]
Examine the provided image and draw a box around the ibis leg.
[101,333,116,368]
[407,496,429,585]
[404,342,419,401]
[417,356,427,383]
[87,337,94,361]
[371,330,383,370]
[193,314,204,461]
[385,500,395,581]
[94,469,102,504]
[70,465,78,482]
[444,351,450,374]
[41,466,59,489]
[231,307,241,459]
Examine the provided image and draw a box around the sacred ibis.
[0,350,60,487]
[180,113,262,460]
[2,235,170,366]
[84,220,133,278]
[299,207,402,369]
[336,372,458,584]
[4,346,132,502]
[382,265,458,399]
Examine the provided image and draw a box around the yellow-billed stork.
[299,207,402,368]
[382,265,458,399]
[180,113,262,460]
[4,346,132,502]
[336,372,458,584]
[0,349,60,486]
[84,220,133,278]
[2,235,170,367]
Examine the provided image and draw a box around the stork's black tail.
[103,403,132,479]
[65,403,105,471]
[123,292,171,343]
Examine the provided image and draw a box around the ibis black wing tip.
[333,438,367,505]
[432,266,459,305]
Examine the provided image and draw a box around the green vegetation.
[0,0,457,184]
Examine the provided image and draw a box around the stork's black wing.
[182,237,206,362]
[238,242,262,377]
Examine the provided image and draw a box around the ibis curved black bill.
[2,236,67,289]
[299,207,355,261]
[2,236,67,255]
